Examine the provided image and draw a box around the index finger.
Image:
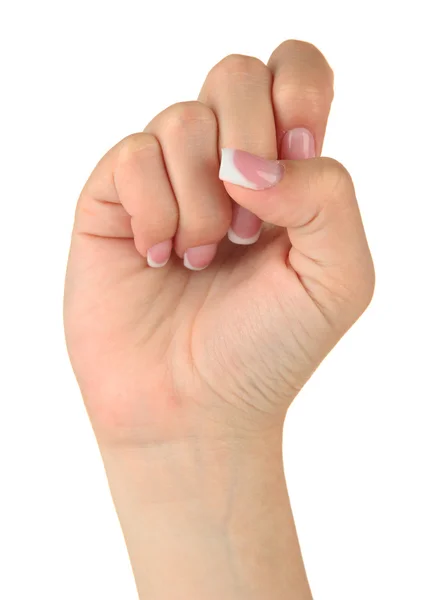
[267,40,335,157]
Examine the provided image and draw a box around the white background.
[1,1,436,598]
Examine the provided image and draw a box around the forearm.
[99,431,312,600]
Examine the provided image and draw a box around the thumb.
[219,148,374,281]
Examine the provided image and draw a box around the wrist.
[99,430,311,599]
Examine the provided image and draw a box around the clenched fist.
[64,40,374,600]
[64,41,373,444]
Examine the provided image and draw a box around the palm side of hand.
[64,41,374,445]
[65,223,335,443]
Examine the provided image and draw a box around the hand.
[64,40,374,600]
[64,41,374,446]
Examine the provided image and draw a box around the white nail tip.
[219,148,258,190]
[183,254,208,271]
[227,227,261,245]
[146,255,170,268]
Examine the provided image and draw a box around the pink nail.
[146,239,172,268]
[228,206,262,245]
[219,149,285,190]
[183,243,218,271]
[281,128,315,160]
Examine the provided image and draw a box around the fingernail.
[228,206,262,245]
[183,243,218,271]
[281,128,315,160]
[147,239,172,268]
[219,148,285,190]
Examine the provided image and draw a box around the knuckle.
[139,210,178,245]
[293,40,330,63]
[118,132,160,161]
[272,40,334,106]
[148,217,178,241]
[275,39,334,79]
[276,83,333,116]
[185,208,231,246]
[163,101,216,132]
[318,157,354,199]
[275,39,319,57]
[210,53,271,85]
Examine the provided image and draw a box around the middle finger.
[198,54,277,245]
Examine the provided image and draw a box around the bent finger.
[75,132,178,266]
[267,40,334,159]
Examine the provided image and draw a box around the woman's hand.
[64,40,373,445]
[64,40,374,599]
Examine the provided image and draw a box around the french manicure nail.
[228,227,261,245]
[183,243,218,271]
[147,239,172,268]
[219,148,285,190]
[281,128,315,160]
[227,205,262,245]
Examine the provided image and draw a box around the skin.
[64,40,375,599]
